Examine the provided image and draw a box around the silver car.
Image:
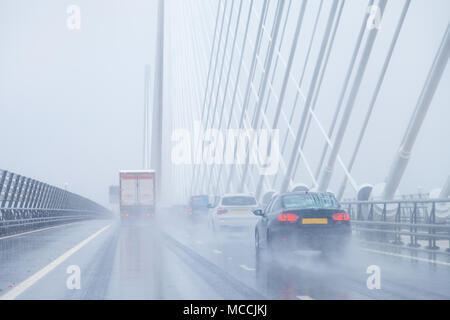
[209,194,261,233]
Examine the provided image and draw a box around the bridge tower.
[151,0,164,199]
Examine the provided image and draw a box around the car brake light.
[217,208,228,215]
[278,213,299,222]
[332,212,350,221]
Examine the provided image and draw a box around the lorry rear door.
[138,173,154,206]
[121,174,138,206]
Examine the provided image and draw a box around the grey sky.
[0,0,449,206]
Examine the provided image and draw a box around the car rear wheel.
[256,230,271,260]
[255,230,262,251]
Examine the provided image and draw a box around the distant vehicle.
[253,192,351,254]
[189,195,210,218]
[172,204,190,216]
[209,194,260,233]
[120,170,155,221]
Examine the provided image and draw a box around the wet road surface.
[0,215,449,300]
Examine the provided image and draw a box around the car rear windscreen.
[282,193,340,209]
[222,196,257,206]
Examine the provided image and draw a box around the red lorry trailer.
[120,170,155,220]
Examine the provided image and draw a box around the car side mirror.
[253,209,264,216]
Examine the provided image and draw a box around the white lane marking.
[362,248,450,267]
[0,222,80,241]
[297,295,314,300]
[213,249,222,254]
[240,264,255,271]
[0,223,112,300]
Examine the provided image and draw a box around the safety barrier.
[0,169,110,236]
[342,198,450,252]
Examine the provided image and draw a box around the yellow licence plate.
[302,218,328,225]
[232,210,248,214]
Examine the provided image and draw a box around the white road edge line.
[297,295,314,300]
[213,249,222,254]
[0,223,112,300]
[0,222,81,241]
[239,264,255,271]
[361,248,450,267]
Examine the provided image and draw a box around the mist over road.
[1,214,449,300]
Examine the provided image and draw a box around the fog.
[0,0,449,206]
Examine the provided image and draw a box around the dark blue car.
[253,192,351,254]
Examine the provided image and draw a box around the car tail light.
[216,208,228,215]
[278,213,299,222]
[332,212,350,221]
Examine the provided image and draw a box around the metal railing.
[0,169,110,236]
[342,198,450,252]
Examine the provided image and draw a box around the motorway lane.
[0,216,449,300]
[0,219,255,299]
[0,220,109,297]
[162,214,450,300]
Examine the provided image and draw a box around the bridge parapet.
[342,198,450,252]
[0,169,110,235]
